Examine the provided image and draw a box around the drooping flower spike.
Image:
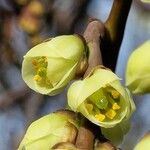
[22,35,87,95]
[68,67,135,128]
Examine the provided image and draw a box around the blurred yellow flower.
[126,41,150,94]
[134,132,150,150]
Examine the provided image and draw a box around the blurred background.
[0,0,149,149]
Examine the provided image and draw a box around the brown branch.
[83,20,105,77]
[24,93,43,126]
[75,119,96,150]
[105,0,133,44]
[100,0,133,70]
[52,0,89,34]
[75,20,105,150]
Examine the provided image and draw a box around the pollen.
[112,103,120,110]
[34,75,42,82]
[85,103,93,112]
[32,59,38,66]
[111,90,120,99]
[106,109,116,119]
[37,68,47,77]
[95,114,106,122]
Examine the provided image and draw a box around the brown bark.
[101,0,133,70]
[83,20,105,77]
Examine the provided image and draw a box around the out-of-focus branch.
[24,93,43,126]
[101,0,133,70]
[0,85,30,109]
[52,0,89,34]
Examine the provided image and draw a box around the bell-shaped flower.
[18,110,79,150]
[68,67,135,128]
[141,0,150,3]
[22,35,87,95]
[126,41,150,94]
[134,132,150,150]
[68,67,135,144]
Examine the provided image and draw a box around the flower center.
[32,57,52,87]
[85,87,121,122]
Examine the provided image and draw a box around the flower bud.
[18,110,79,150]
[68,67,135,144]
[22,35,87,95]
[134,132,150,150]
[126,41,150,94]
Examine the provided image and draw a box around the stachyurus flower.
[68,67,135,144]
[134,132,150,150]
[22,35,87,95]
[18,110,79,150]
[126,41,150,94]
[141,0,150,3]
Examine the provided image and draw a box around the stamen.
[34,75,42,82]
[112,103,120,110]
[85,103,93,112]
[106,109,116,119]
[95,114,106,122]
[32,57,49,86]
[37,68,47,77]
[111,90,120,99]
[32,59,38,66]
[108,96,121,110]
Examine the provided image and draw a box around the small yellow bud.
[112,103,120,110]
[95,114,106,122]
[106,109,116,120]
[28,1,45,16]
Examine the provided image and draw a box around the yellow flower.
[22,35,87,95]
[68,67,135,144]
[18,110,79,150]
[134,132,150,150]
[126,41,150,94]
[68,67,135,128]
